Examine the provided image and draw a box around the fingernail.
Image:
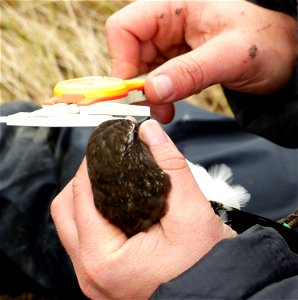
[139,119,167,146]
[152,75,174,101]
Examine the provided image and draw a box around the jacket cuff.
[150,225,298,299]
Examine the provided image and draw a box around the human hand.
[106,0,297,123]
[51,119,236,300]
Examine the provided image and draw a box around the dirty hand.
[106,0,297,123]
[51,120,236,300]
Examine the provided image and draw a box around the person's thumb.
[139,119,210,218]
[145,32,258,103]
[139,119,192,184]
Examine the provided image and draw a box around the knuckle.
[50,197,60,220]
[105,14,117,30]
[175,56,205,93]
[105,11,124,34]
[159,154,188,173]
[157,153,190,180]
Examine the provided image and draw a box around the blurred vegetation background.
[1,0,129,103]
[1,0,232,115]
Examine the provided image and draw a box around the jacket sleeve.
[224,1,298,149]
[224,80,298,148]
[150,225,298,300]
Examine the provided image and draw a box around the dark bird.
[86,118,171,237]
[86,118,298,253]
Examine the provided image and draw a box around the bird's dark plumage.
[86,119,171,237]
[86,119,298,252]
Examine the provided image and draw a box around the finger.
[136,101,175,124]
[105,1,177,78]
[50,180,79,260]
[105,2,155,78]
[72,158,127,256]
[150,102,175,124]
[145,32,261,103]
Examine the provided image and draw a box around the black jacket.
[151,2,298,299]
[151,226,298,300]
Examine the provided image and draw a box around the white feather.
[186,160,250,210]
